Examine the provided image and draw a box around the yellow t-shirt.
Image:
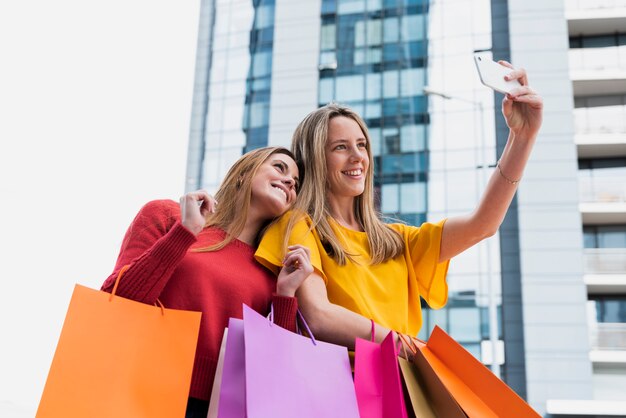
[255,212,450,336]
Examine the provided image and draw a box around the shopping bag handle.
[397,333,426,356]
[268,304,317,346]
[108,265,165,315]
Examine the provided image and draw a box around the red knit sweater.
[101,199,298,401]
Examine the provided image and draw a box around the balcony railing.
[569,46,626,74]
[575,105,626,135]
[589,322,626,351]
[579,175,626,203]
[584,248,626,274]
[565,0,626,12]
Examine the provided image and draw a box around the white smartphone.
[474,55,521,95]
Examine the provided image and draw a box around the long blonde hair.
[287,103,404,265]
[196,146,298,252]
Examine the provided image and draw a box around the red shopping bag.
[354,326,408,418]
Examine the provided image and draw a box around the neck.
[327,195,362,231]
[235,212,265,246]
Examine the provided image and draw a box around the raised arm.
[439,63,543,262]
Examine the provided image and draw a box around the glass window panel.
[252,77,271,91]
[365,101,381,119]
[382,154,401,174]
[369,128,382,156]
[367,0,383,11]
[211,52,228,82]
[249,102,269,128]
[367,20,382,46]
[252,51,272,77]
[227,52,251,81]
[400,182,426,212]
[322,0,337,14]
[365,73,381,100]
[319,78,335,104]
[400,124,426,152]
[338,0,366,14]
[321,24,336,50]
[401,14,425,42]
[449,307,481,341]
[336,75,365,101]
[381,184,399,212]
[320,51,338,67]
[400,68,425,97]
[207,100,224,132]
[382,127,399,154]
[354,20,366,47]
[222,101,245,131]
[383,70,399,98]
[255,5,275,29]
[203,150,221,185]
[383,17,399,43]
[354,48,365,65]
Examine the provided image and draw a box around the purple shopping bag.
[215,319,246,418]
[216,304,360,418]
[354,327,408,418]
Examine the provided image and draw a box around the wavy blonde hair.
[286,103,404,265]
[196,146,298,252]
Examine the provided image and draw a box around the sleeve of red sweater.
[271,294,298,332]
[101,199,197,304]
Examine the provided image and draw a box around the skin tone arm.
[297,63,543,348]
[439,63,543,261]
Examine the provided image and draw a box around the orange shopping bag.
[400,327,541,418]
[36,266,202,418]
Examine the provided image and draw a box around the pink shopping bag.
[215,304,360,418]
[354,325,408,418]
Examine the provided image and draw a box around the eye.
[334,144,347,151]
[274,162,286,172]
[357,141,367,149]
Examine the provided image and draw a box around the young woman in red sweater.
[101,146,313,417]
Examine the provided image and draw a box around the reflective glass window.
[383,17,399,43]
[381,184,399,212]
[336,75,365,101]
[383,70,399,98]
[400,68,425,96]
[400,182,426,212]
[401,14,425,41]
[400,124,426,152]
[252,51,272,77]
[338,0,366,14]
[319,78,335,104]
[321,24,336,50]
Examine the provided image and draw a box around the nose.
[349,145,364,162]
[282,176,295,190]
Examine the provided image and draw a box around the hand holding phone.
[474,55,521,95]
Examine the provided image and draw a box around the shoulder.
[388,219,447,240]
[130,199,181,232]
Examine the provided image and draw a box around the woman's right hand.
[179,190,217,236]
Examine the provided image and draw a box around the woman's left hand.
[276,244,314,297]
[499,61,543,140]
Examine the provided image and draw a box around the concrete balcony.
[570,47,626,96]
[575,105,626,158]
[579,175,626,223]
[566,0,626,37]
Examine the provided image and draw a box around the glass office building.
[185,0,625,415]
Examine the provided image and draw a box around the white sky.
[0,1,201,415]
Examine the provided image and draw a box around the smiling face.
[325,116,370,202]
[249,152,300,221]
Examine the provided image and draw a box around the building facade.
[185,0,626,415]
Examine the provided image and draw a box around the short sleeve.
[255,211,327,283]
[401,219,450,309]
